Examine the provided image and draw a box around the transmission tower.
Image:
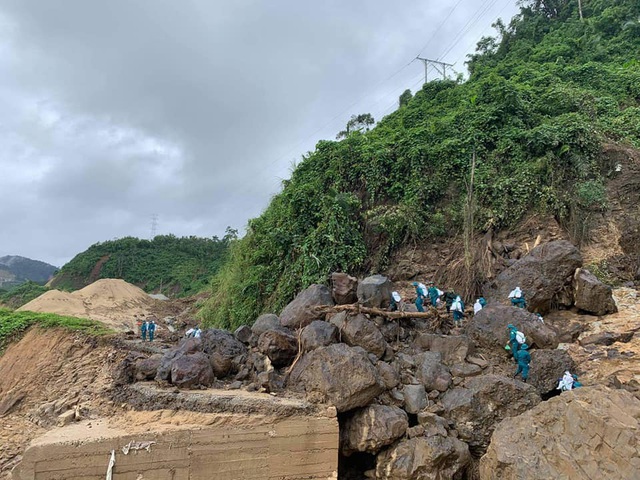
[150,214,158,238]
[416,57,454,83]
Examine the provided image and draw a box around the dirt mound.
[18,279,158,332]
[0,328,124,477]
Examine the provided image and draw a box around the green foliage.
[0,308,111,352]
[201,0,640,327]
[0,281,49,309]
[52,234,232,296]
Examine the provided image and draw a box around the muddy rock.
[377,361,400,390]
[233,325,252,344]
[134,354,162,381]
[467,304,559,350]
[442,375,541,451]
[376,436,471,480]
[170,352,214,388]
[280,284,334,329]
[416,352,452,392]
[155,337,202,382]
[357,274,393,308]
[484,240,582,314]
[257,329,298,367]
[300,320,338,351]
[200,329,247,377]
[251,314,281,337]
[414,334,473,365]
[290,343,384,412]
[341,405,408,455]
[449,363,483,378]
[403,384,427,414]
[573,268,618,316]
[527,349,576,395]
[331,272,358,305]
[330,313,388,358]
[480,386,640,480]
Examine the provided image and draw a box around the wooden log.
[312,304,438,320]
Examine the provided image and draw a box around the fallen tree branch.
[312,304,439,320]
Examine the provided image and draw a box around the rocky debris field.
[3,239,640,479]
[112,239,640,479]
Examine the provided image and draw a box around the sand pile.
[18,279,158,332]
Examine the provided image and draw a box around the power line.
[415,0,466,57]
[150,214,158,239]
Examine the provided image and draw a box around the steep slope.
[50,234,232,296]
[202,0,640,328]
[0,256,57,288]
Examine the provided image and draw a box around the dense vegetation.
[201,0,640,328]
[0,308,110,352]
[52,233,234,296]
[0,281,50,309]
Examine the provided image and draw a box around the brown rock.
[527,349,576,395]
[280,284,334,329]
[414,334,474,365]
[357,274,393,308]
[331,272,358,304]
[170,352,214,388]
[341,405,408,455]
[573,268,618,315]
[480,386,640,480]
[300,320,338,351]
[330,313,388,358]
[257,329,298,368]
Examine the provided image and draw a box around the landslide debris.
[480,386,640,480]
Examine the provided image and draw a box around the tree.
[399,89,413,107]
[336,113,375,140]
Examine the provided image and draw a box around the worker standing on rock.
[473,297,487,314]
[390,291,402,312]
[509,287,527,309]
[412,282,427,312]
[148,319,156,342]
[451,295,465,327]
[507,324,519,360]
[140,320,148,341]
[557,371,574,391]
[444,290,457,315]
[427,283,443,307]
[514,343,531,382]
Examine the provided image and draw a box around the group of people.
[139,319,157,342]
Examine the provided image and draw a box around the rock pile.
[118,240,626,479]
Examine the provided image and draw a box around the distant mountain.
[0,256,58,288]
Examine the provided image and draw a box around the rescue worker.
[508,324,519,361]
[514,343,531,382]
[557,371,574,391]
[148,319,156,342]
[390,291,402,312]
[444,290,457,315]
[451,295,465,327]
[140,320,148,342]
[427,284,443,307]
[509,287,527,309]
[473,297,487,314]
[412,282,427,313]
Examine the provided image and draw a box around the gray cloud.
[0,0,519,266]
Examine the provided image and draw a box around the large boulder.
[331,272,358,305]
[357,274,393,308]
[257,329,298,367]
[170,352,214,388]
[442,375,541,451]
[200,329,247,378]
[330,312,388,358]
[527,349,576,395]
[484,240,582,314]
[280,284,334,329]
[134,354,162,381]
[289,343,384,412]
[414,334,474,366]
[573,268,618,316]
[466,304,559,350]
[376,436,471,480]
[300,320,338,351]
[480,386,640,480]
[155,337,202,382]
[341,405,408,455]
[402,384,427,414]
[251,314,281,337]
[415,352,452,392]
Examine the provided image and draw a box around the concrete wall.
[13,415,338,480]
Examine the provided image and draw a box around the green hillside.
[51,233,234,296]
[201,0,640,328]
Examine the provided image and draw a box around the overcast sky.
[0,0,520,267]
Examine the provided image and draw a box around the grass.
[0,308,112,353]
